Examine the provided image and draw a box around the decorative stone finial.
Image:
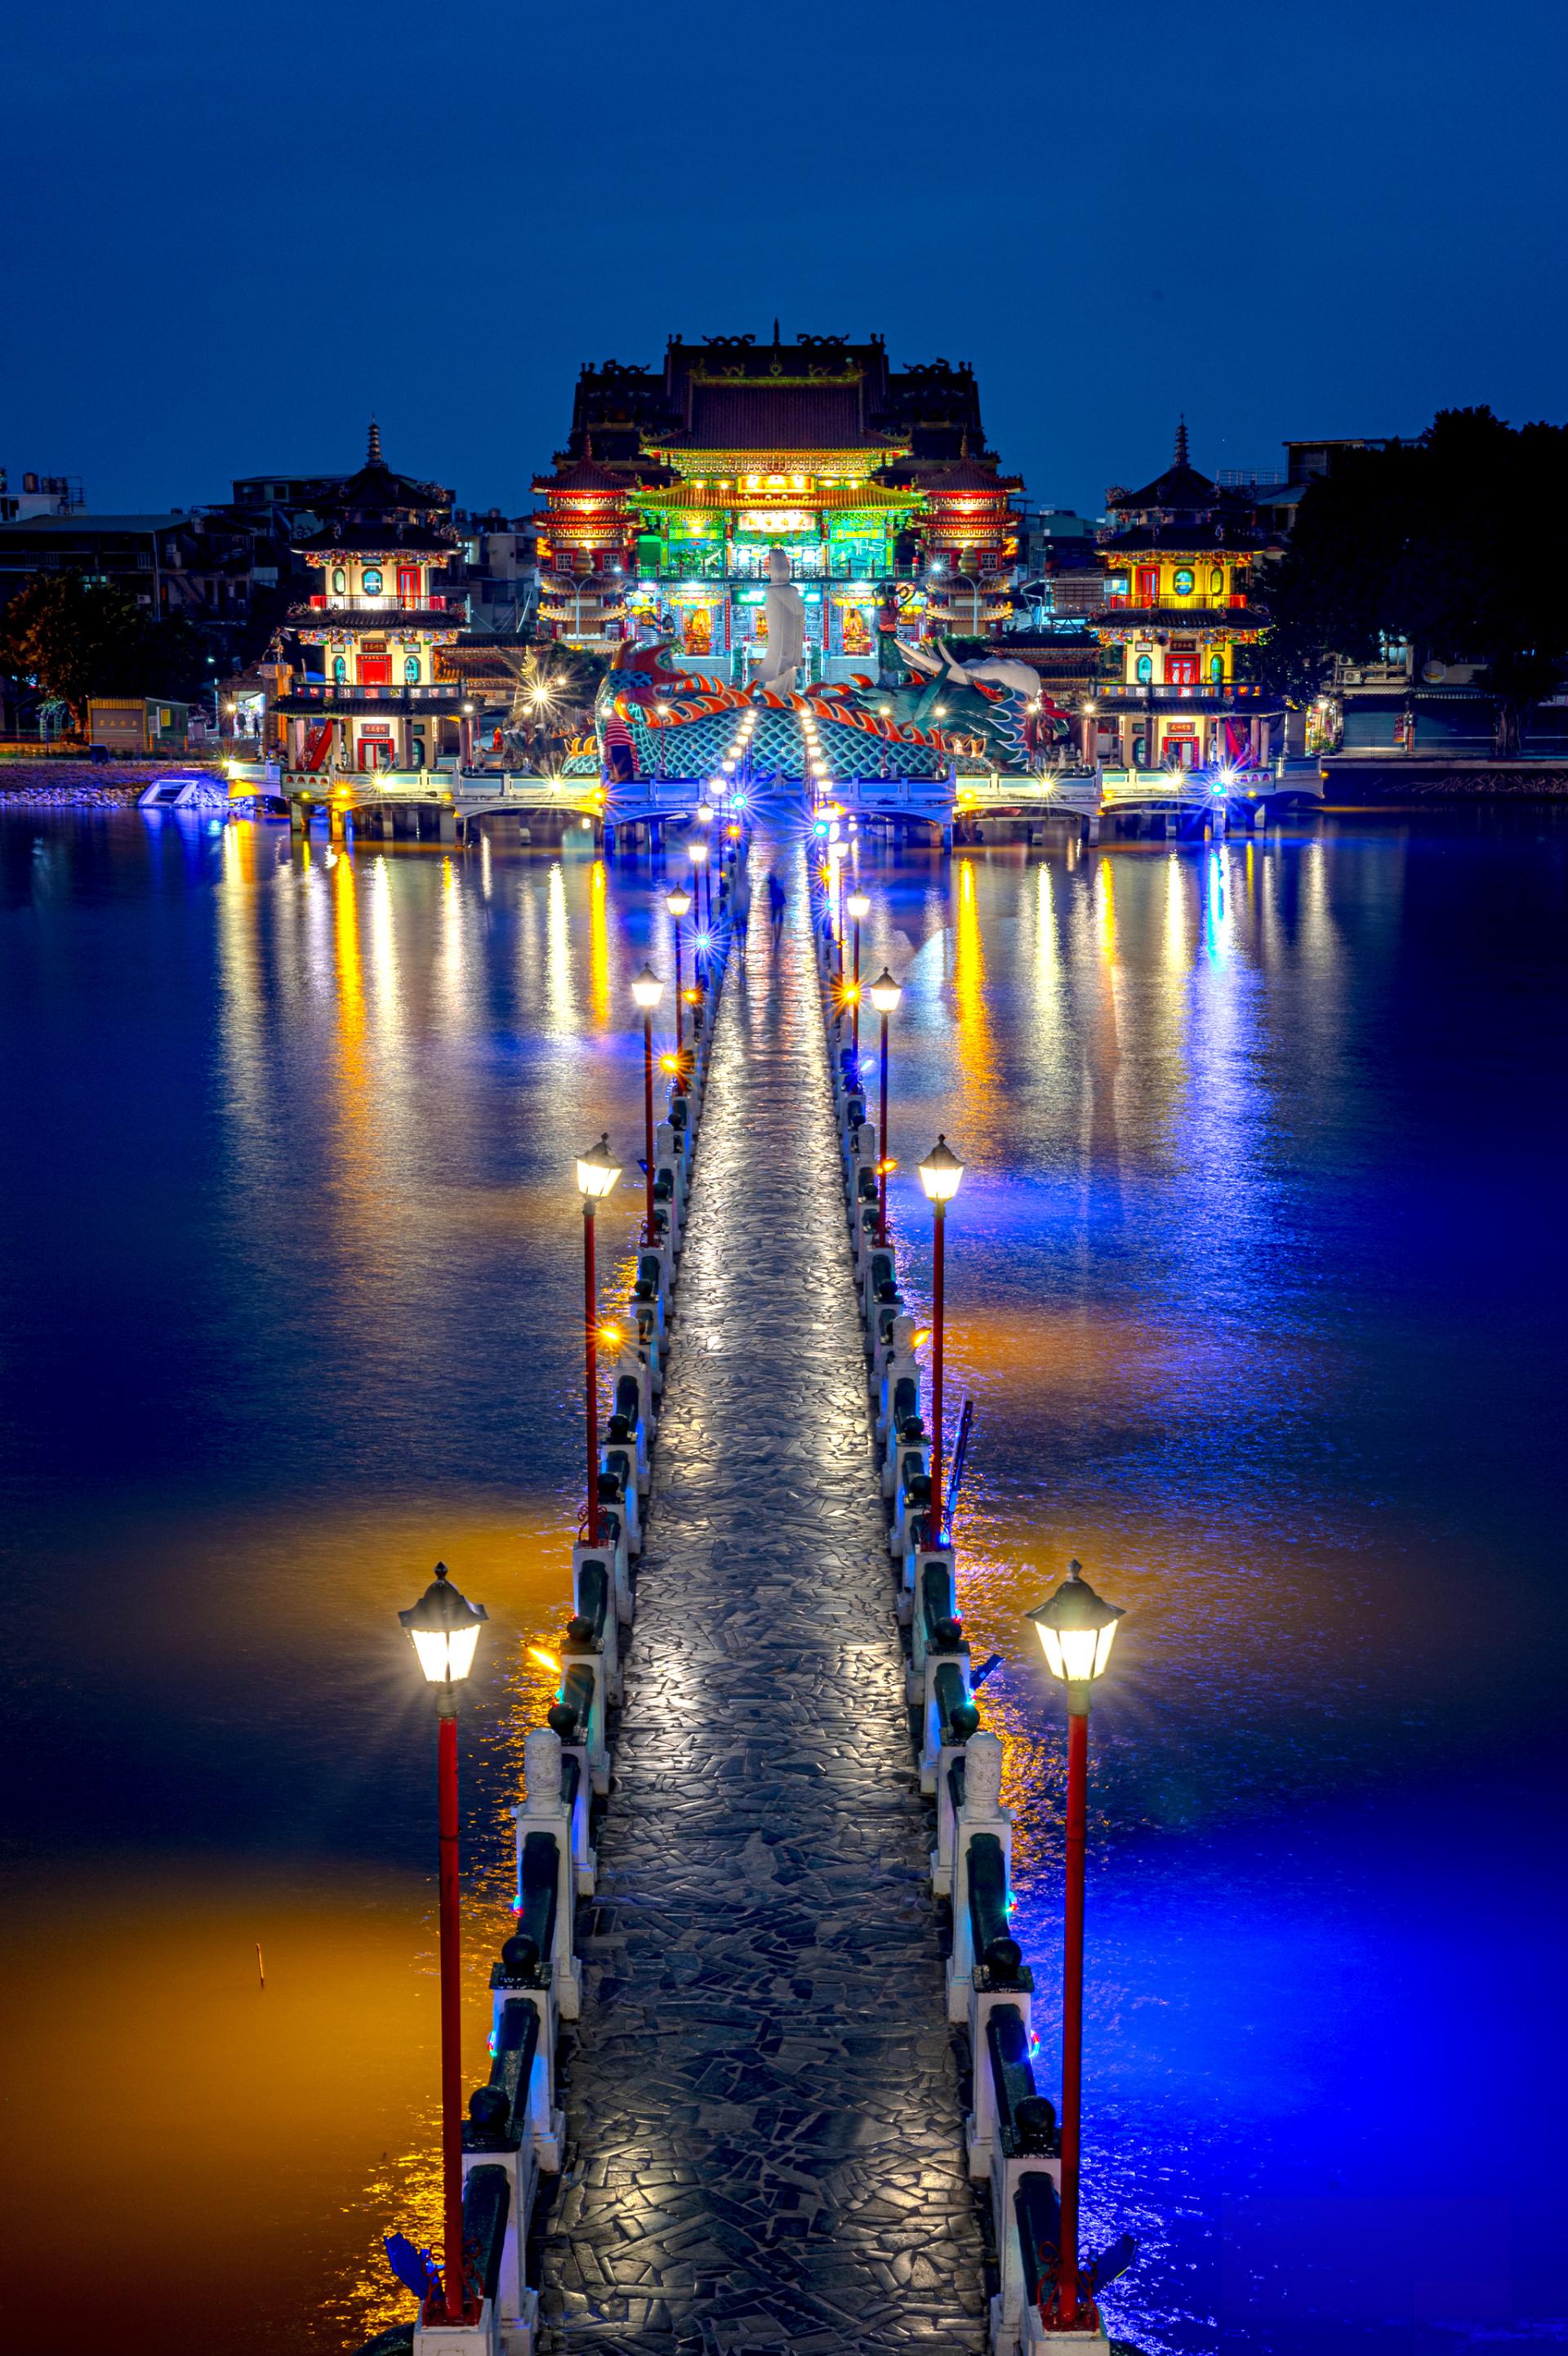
[965,1728,1004,1810]
[523,1723,562,1811]
[367,417,384,467]
[1174,415,1189,469]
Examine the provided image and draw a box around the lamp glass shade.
[868,969,902,1015]
[845,892,871,920]
[696,804,712,823]
[399,1563,488,1684]
[630,963,664,1012]
[665,886,692,918]
[918,1134,964,1203]
[690,842,708,866]
[1027,1561,1123,1686]
[575,1133,621,1200]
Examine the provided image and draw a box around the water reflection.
[0,815,660,2352]
[864,817,1568,2354]
[3,808,1566,2354]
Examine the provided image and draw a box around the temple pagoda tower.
[277,425,463,777]
[1091,424,1284,773]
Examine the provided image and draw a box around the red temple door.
[359,654,391,685]
[396,566,420,605]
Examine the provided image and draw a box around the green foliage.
[0,570,217,722]
[1245,410,1568,719]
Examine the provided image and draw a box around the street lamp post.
[575,1136,621,1543]
[845,889,871,1054]
[869,970,901,1244]
[630,964,665,1245]
[665,884,691,1075]
[1026,1561,1125,2336]
[917,1135,963,1543]
[398,1564,489,2327]
[690,836,710,932]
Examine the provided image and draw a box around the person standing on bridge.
[732,858,751,946]
[767,871,786,939]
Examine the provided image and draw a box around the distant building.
[0,470,86,522]
[88,696,189,755]
[1090,423,1286,773]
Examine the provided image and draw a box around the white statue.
[902,636,1041,702]
[756,546,805,692]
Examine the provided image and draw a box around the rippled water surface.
[2,804,1565,2354]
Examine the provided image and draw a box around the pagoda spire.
[1174,414,1190,468]
[367,416,384,467]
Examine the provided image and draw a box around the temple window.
[1173,567,1195,595]
[332,567,346,594]
[404,656,421,683]
[1210,655,1224,683]
[1209,567,1223,597]
[332,656,346,682]
[1135,653,1154,683]
[363,566,384,595]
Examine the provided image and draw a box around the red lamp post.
[868,969,901,1244]
[630,963,665,1245]
[665,884,691,1080]
[917,1135,963,1544]
[845,889,870,1053]
[397,1564,489,2327]
[575,1136,620,1543]
[1026,1561,1125,2336]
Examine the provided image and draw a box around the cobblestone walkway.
[544,822,986,2356]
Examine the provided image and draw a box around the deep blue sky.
[5,0,1566,522]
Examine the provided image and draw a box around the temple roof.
[293,421,457,556]
[537,454,634,495]
[1106,419,1246,517]
[674,382,887,452]
[912,457,1019,495]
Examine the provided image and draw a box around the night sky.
[6,0,1566,519]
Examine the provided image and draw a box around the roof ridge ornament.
[1174,414,1190,468]
[368,416,384,467]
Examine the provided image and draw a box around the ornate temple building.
[532,330,1021,679]
[274,426,466,776]
[1090,425,1286,773]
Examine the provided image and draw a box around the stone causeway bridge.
[359,819,1138,2356]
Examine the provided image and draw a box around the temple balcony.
[1094,602,1256,626]
[1095,683,1279,705]
[273,683,465,715]
[289,600,463,626]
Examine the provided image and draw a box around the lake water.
[2,804,1564,2354]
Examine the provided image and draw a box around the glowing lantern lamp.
[869,969,901,1241]
[1025,1559,1125,2335]
[917,1135,963,1543]
[575,1135,619,1546]
[630,964,665,1245]
[398,1563,488,2324]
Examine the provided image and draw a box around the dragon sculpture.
[586,631,1071,785]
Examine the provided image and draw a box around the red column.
[673,924,684,1080]
[584,1206,599,1543]
[852,922,862,1053]
[436,1704,466,2322]
[929,1200,946,1543]
[1053,1705,1089,2327]
[643,1014,656,1245]
[877,1015,890,1244]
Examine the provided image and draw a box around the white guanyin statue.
[756,546,804,692]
